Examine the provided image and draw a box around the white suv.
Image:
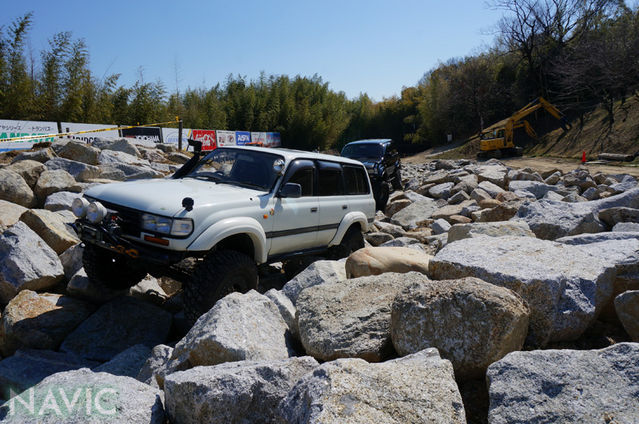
[73,144,375,322]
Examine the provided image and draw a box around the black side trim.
[266,223,340,239]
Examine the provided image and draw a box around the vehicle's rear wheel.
[391,168,403,191]
[82,243,146,290]
[328,226,365,260]
[183,250,258,325]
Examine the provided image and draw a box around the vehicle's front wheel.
[328,226,365,260]
[391,168,403,190]
[373,181,390,211]
[183,250,258,325]
[82,243,146,290]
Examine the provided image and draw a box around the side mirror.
[278,183,302,198]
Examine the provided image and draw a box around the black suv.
[341,139,402,210]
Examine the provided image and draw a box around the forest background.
[0,0,637,152]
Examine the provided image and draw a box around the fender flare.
[328,211,369,247]
[187,217,268,264]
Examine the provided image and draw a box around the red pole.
[581,151,586,164]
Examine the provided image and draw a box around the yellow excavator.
[478,97,571,158]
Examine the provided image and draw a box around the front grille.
[97,200,142,237]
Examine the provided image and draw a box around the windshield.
[184,148,284,191]
[341,143,384,159]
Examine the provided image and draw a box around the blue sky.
[4,0,504,101]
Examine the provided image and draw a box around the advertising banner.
[216,130,236,147]
[162,128,192,148]
[235,131,251,146]
[62,122,120,143]
[265,132,281,147]
[250,132,267,146]
[0,120,57,152]
[192,129,217,151]
[121,127,163,144]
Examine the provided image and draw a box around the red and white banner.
[192,129,217,151]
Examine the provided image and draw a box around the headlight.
[142,214,193,237]
[86,202,107,224]
[72,197,90,218]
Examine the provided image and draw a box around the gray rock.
[0,222,64,303]
[562,192,588,202]
[0,290,94,356]
[167,152,190,164]
[556,231,639,245]
[34,169,81,201]
[476,163,508,188]
[170,290,295,368]
[66,268,124,303]
[0,170,36,208]
[92,137,141,156]
[507,169,543,182]
[431,218,451,235]
[297,272,430,361]
[429,182,454,199]
[11,148,55,164]
[0,200,27,230]
[477,181,505,198]
[470,187,492,202]
[93,344,153,378]
[542,190,564,201]
[390,198,440,230]
[609,174,637,194]
[44,157,101,182]
[60,296,172,362]
[380,236,430,251]
[508,180,566,199]
[109,163,163,180]
[429,236,639,346]
[165,357,319,424]
[599,206,639,227]
[613,222,639,232]
[0,349,98,399]
[374,220,407,238]
[0,368,165,423]
[279,348,466,424]
[136,344,173,388]
[265,289,298,338]
[97,165,127,181]
[4,160,45,188]
[582,186,602,200]
[391,277,529,379]
[448,190,470,204]
[544,171,561,185]
[43,191,78,212]
[58,140,101,165]
[99,150,149,167]
[614,291,639,341]
[447,221,535,243]
[19,208,79,254]
[364,232,394,246]
[282,260,346,305]
[487,343,639,424]
[59,244,83,280]
[514,187,639,240]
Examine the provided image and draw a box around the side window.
[318,161,344,196]
[343,165,370,195]
[286,161,315,196]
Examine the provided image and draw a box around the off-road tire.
[374,181,390,211]
[328,226,365,260]
[184,250,258,325]
[82,243,146,290]
[391,168,403,191]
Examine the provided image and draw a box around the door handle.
[310,207,318,213]
[342,205,348,210]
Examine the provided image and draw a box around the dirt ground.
[404,152,639,178]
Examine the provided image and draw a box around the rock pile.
[0,147,637,423]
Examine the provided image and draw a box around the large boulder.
[4,160,45,188]
[11,148,55,164]
[20,208,79,254]
[98,150,150,167]
[391,277,529,379]
[279,348,466,424]
[447,221,535,243]
[487,343,639,424]
[0,290,94,356]
[170,290,295,368]
[0,368,165,423]
[598,206,639,227]
[60,296,172,362]
[44,157,101,182]
[164,357,318,424]
[43,191,78,212]
[0,169,36,207]
[390,198,440,230]
[614,290,639,341]
[93,344,153,378]
[0,349,98,399]
[0,222,64,303]
[93,138,141,157]
[507,180,567,199]
[282,260,346,305]
[0,200,27,230]
[296,272,430,362]
[514,187,639,240]
[58,140,101,165]
[66,268,124,303]
[136,344,173,388]
[344,246,431,278]
[429,236,639,347]
[34,169,81,200]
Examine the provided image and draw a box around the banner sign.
[63,122,120,143]
[250,132,267,146]
[192,129,217,151]
[162,128,192,148]
[216,130,236,147]
[266,132,281,147]
[0,120,57,152]
[121,126,163,144]
[235,131,251,146]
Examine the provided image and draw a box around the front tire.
[82,243,146,290]
[374,181,390,211]
[328,226,365,259]
[184,250,258,325]
[391,168,403,190]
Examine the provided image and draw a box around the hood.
[83,178,265,217]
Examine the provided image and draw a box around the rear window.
[343,165,370,195]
